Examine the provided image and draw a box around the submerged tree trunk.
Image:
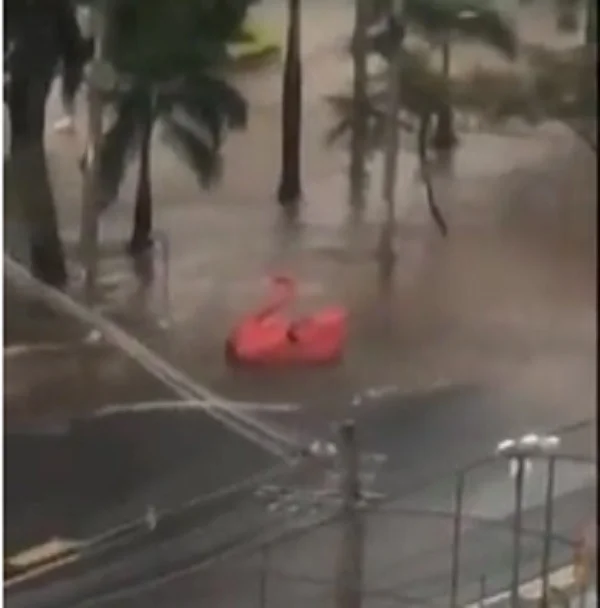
[348,0,370,213]
[379,14,403,274]
[7,72,67,287]
[433,38,458,151]
[128,110,153,255]
[277,0,302,208]
[418,112,448,237]
[5,0,91,288]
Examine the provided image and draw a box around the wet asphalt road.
[4,284,280,559]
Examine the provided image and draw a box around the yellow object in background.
[227,20,281,63]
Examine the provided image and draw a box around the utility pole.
[449,471,466,608]
[335,420,364,608]
[79,0,109,304]
[348,0,370,213]
[378,0,404,272]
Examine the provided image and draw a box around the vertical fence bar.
[151,231,171,328]
[540,455,557,607]
[335,420,364,608]
[510,456,526,608]
[449,470,465,608]
[478,574,487,608]
[258,543,269,608]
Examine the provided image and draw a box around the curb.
[5,538,83,588]
[467,565,592,608]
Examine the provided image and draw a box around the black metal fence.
[105,419,595,608]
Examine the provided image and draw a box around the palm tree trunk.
[433,38,458,151]
[7,72,67,287]
[128,109,153,255]
[348,0,370,213]
[379,14,403,271]
[418,113,448,236]
[277,0,302,208]
[585,0,596,43]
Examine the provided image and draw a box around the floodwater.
[5,129,596,566]
[4,2,597,575]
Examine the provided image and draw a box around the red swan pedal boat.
[226,275,347,366]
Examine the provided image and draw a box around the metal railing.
[89,419,595,608]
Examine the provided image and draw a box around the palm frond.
[98,91,142,201]
[326,90,414,152]
[367,0,517,60]
[109,0,255,76]
[163,76,247,150]
[325,117,352,146]
[326,46,446,152]
[162,117,223,188]
[411,0,517,59]
[186,75,248,129]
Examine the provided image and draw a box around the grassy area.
[226,20,281,68]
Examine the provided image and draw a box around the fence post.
[510,455,526,608]
[540,455,557,607]
[335,420,364,608]
[478,574,487,607]
[449,470,465,608]
[258,543,269,608]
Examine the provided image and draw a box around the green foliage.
[98,0,252,201]
[333,0,519,155]
[327,47,450,151]
[107,0,256,78]
[368,0,517,59]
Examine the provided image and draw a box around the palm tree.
[97,0,251,255]
[328,47,451,236]
[348,0,372,213]
[99,71,248,259]
[277,0,303,209]
[367,0,517,150]
[4,0,87,287]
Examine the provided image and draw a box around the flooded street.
[4,2,596,604]
[6,125,595,568]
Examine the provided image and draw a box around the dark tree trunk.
[348,0,370,212]
[128,109,154,256]
[277,0,302,208]
[433,39,458,151]
[4,0,89,288]
[418,113,448,237]
[7,72,68,287]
